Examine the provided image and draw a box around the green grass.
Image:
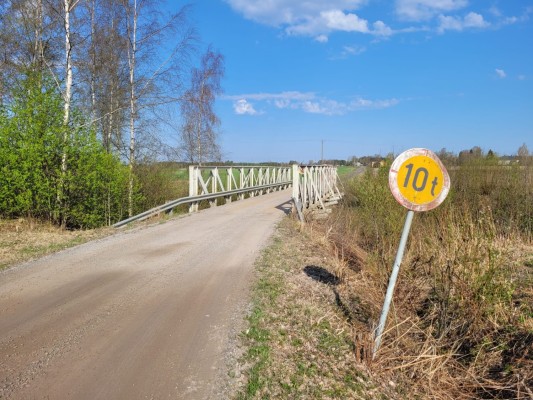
[236,221,376,399]
[173,168,188,180]
[336,165,356,177]
[237,237,284,399]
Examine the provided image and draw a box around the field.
[313,161,533,398]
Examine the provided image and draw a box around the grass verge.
[0,218,113,270]
[236,218,394,399]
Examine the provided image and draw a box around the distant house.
[498,156,519,166]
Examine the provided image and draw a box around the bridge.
[0,164,343,399]
[114,164,343,227]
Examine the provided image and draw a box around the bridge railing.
[291,164,342,220]
[113,164,341,228]
[188,165,292,212]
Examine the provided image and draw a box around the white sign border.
[389,148,451,212]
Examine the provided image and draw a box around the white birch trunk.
[58,0,73,225]
[89,0,96,124]
[127,0,138,217]
[63,0,73,138]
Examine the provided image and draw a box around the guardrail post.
[292,164,304,221]
[265,167,269,194]
[250,168,256,198]
[239,168,245,200]
[226,167,232,204]
[210,168,217,207]
[189,165,198,213]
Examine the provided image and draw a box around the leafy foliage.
[0,72,132,228]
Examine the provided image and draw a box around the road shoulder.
[235,218,393,399]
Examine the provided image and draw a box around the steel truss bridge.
[114,164,342,228]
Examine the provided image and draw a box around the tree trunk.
[126,0,138,217]
[58,0,74,226]
[33,0,44,72]
[89,0,97,125]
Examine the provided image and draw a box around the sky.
[184,0,532,163]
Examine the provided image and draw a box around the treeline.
[347,144,531,167]
[0,0,223,228]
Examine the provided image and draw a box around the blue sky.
[185,0,532,163]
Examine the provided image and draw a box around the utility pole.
[321,139,324,164]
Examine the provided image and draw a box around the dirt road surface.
[0,190,292,399]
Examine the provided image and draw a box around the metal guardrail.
[113,165,292,228]
[188,165,292,212]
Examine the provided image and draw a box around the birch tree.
[0,0,61,92]
[76,0,129,154]
[55,0,80,225]
[180,47,224,164]
[121,0,194,216]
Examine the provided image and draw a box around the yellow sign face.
[389,149,450,211]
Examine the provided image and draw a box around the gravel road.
[0,189,292,399]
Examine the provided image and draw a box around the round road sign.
[389,148,450,211]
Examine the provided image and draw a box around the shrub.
[0,72,132,228]
[134,163,188,212]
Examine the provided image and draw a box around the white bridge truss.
[113,164,341,227]
[291,165,343,220]
[188,165,292,212]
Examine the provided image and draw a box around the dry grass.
[237,218,399,399]
[309,163,533,399]
[0,218,111,270]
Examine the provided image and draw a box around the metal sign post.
[373,209,414,356]
[373,148,450,358]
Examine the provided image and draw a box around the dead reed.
[317,160,533,399]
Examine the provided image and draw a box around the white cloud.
[437,15,463,31]
[437,12,489,33]
[344,45,366,55]
[225,0,367,26]
[302,101,330,114]
[227,0,528,41]
[503,16,519,25]
[373,20,394,36]
[495,69,506,79]
[286,10,370,36]
[227,91,399,116]
[396,0,468,21]
[488,6,502,17]
[233,99,259,115]
[226,0,393,38]
[464,12,489,28]
[336,45,367,58]
[323,10,369,32]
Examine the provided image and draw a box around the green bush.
[0,72,132,228]
[135,163,188,212]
